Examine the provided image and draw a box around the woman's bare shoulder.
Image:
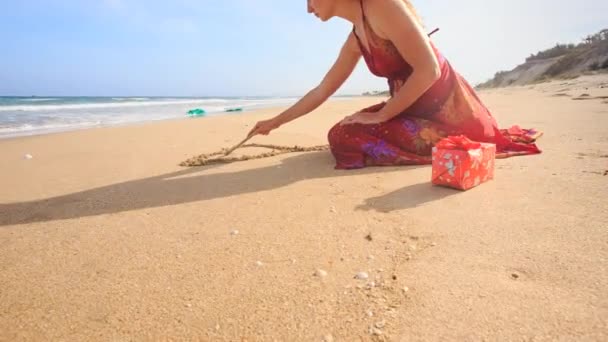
[365,0,419,37]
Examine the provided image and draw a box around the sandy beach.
[1,75,607,341]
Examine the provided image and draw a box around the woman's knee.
[328,122,358,147]
[327,122,342,146]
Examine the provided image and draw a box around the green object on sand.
[225,107,243,113]
[187,108,206,117]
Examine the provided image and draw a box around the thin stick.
[223,135,252,156]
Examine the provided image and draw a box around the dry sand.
[1,75,607,341]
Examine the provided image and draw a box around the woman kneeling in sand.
[248,0,541,169]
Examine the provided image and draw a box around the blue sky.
[1,0,606,97]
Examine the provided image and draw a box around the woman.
[249,0,541,169]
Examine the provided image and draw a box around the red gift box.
[431,136,496,190]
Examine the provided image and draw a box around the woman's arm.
[343,0,440,125]
[249,33,361,136]
[373,0,441,119]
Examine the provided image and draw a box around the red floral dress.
[327,1,542,169]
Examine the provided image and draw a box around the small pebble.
[366,310,374,317]
[330,206,337,213]
[185,303,192,308]
[431,242,437,247]
[255,261,264,266]
[375,320,386,329]
[367,281,376,289]
[215,324,220,331]
[402,286,410,293]
[230,230,239,236]
[24,154,33,160]
[314,269,328,278]
[355,272,369,280]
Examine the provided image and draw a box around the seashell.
[314,269,328,278]
[369,327,383,336]
[355,272,369,280]
[323,334,334,342]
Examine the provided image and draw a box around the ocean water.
[0,96,299,139]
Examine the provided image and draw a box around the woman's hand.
[340,111,388,125]
[248,118,282,137]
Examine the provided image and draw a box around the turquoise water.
[0,96,298,138]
